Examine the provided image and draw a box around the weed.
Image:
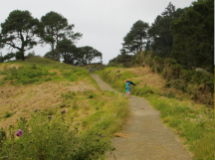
[84,90,98,99]
[60,104,66,108]
[0,113,111,159]
[42,109,55,116]
[0,128,6,143]
[4,111,14,118]
[61,92,74,100]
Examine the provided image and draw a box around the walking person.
[125,80,135,98]
[89,68,92,73]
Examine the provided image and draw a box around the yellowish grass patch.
[128,66,166,89]
[0,75,5,81]
[0,63,21,71]
[0,80,97,129]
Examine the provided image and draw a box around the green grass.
[79,90,129,136]
[0,56,89,85]
[146,95,214,160]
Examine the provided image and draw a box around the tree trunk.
[51,43,54,55]
[20,32,25,61]
[21,50,25,61]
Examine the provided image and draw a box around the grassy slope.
[98,66,214,160]
[0,57,129,158]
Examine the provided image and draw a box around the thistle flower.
[15,129,23,137]
[48,115,52,119]
[35,109,38,112]
[61,110,66,114]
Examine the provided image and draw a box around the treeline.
[0,10,102,65]
[112,0,214,73]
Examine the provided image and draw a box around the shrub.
[0,113,111,159]
[0,128,6,144]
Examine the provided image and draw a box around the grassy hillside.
[0,56,129,159]
[98,66,214,160]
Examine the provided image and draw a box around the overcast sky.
[0,0,195,64]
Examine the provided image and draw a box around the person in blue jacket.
[125,80,136,97]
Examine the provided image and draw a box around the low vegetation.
[98,66,214,160]
[0,56,129,159]
[132,51,214,105]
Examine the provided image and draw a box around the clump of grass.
[84,90,98,99]
[60,104,67,108]
[42,108,55,116]
[61,92,75,100]
[4,111,15,118]
[0,128,6,143]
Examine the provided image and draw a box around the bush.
[0,128,6,144]
[0,113,111,159]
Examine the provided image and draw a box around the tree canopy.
[40,11,82,61]
[122,20,149,55]
[57,38,77,64]
[116,1,213,73]
[171,0,214,72]
[148,3,186,57]
[75,46,102,65]
[0,10,40,60]
[52,38,103,65]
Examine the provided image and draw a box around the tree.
[3,53,15,61]
[40,11,82,61]
[0,52,4,62]
[161,2,175,17]
[148,3,185,57]
[57,38,77,64]
[56,38,102,66]
[0,10,40,60]
[122,20,149,55]
[75,46,102,65]
[171,0,214,72]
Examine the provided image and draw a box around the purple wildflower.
[61,110,66,114]
[35,109,38,112]
[48,115,52,119]
[15,129,23,137]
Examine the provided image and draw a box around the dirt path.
[91,74,192,160]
